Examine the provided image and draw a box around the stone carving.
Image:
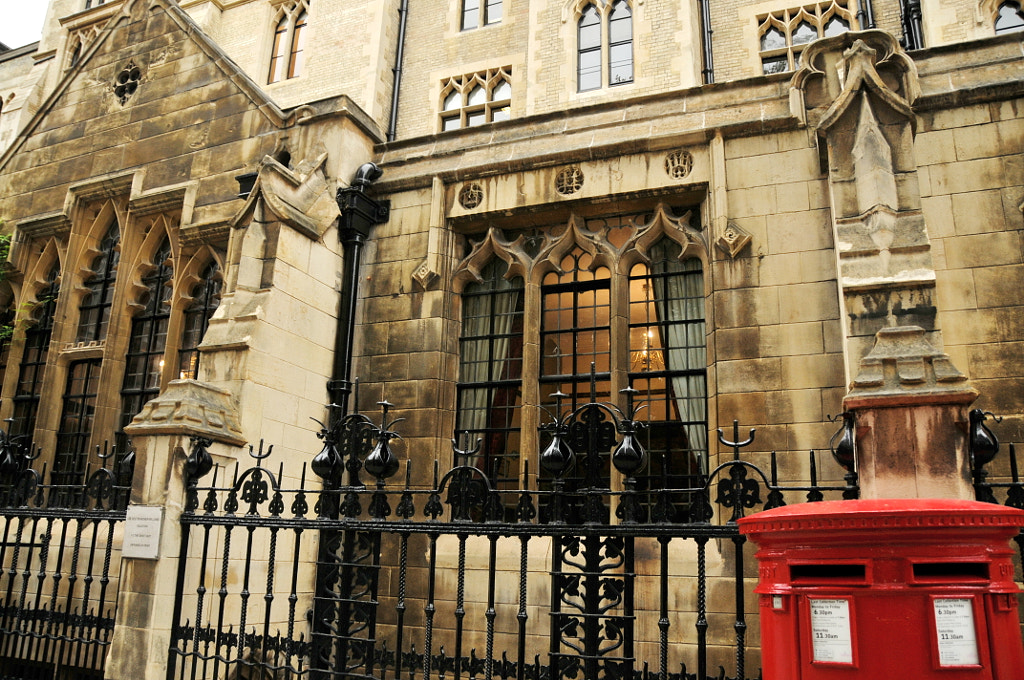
[715,222,751,259]
[664,150,693,179]
[555,166,584,195]
[458,183,483,209]
[454,204,705,288]
[114,62,142,104]
[793,30,936,360]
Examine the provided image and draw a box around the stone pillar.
[792,31,936,381]
[104,380,244,680]
[843,326,978,500]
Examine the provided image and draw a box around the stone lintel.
[124,379,245,446]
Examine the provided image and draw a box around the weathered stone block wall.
[715,129,846,480]
[917,95,1024,443]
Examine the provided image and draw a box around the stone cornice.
[374,33,1024,194]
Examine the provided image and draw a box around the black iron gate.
[0,441,133,680]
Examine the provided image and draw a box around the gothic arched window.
[178,261,222,380]
[577,1,633,92]
[118,239,173,440]
[268,2,311,84]
[455,209,708,523]
[77,221,120,344]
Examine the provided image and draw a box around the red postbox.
[738,499,1024,679]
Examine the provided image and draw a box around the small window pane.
[579,50,602,91]
[444,90,462,111]
[760,25,786,50]
[491,79,511,101]
[467,85,486,106]
[792,20,817,44]
[462,0,480,30]
[467,110,486,126]
[610,44,633,84]
[485,0,502,24]
[823,16,850,37]
[442,114,462,131]
[762,55,789,74]
[609,1,632,43]
[579,6,601,49]
[491,106,510,122]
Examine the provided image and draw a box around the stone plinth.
[844,326,978,500]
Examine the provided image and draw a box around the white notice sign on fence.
[934,598,979,666]
[809,598,853,664]
[123,505,163,560]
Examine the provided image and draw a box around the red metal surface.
[738,499,1024,679]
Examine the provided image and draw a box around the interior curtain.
[458,274,520,469]
[651,251,707,474]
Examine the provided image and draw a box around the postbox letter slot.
[790,564,866,582]
[912,562,988,581]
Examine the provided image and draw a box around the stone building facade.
[0,0,1021,678]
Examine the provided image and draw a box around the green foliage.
[0,227,14,343]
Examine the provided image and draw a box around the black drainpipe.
[901,0,924,49]
[856,0,876,29]
[330,163,390,418]
[387,0,411,142]
[698,0,714,84]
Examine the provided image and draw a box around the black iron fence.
[1,402,1016,680]
[167,388,864,680]
[969,410,1024,562]
[0,438,133,680]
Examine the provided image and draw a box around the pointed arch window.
[608,0,634,85]
[455,209,708,523]
[268,1,311,84]
[11,266,60,442]
[118,239,173,443]
[77,222,120,344]
[995,1,1024,32]
[178,261,222,380]
[577,1,633,92]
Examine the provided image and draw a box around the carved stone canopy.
[791,29,920,132]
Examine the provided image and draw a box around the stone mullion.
[609,254,631,501]
[519,279,542,490]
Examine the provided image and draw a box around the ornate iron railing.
[0,436,133,680]
[969,409,1024,563]
[168,385,858,680]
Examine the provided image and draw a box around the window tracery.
[440,67,512,131]
[757,0,855,74]
[454,206,707,520]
